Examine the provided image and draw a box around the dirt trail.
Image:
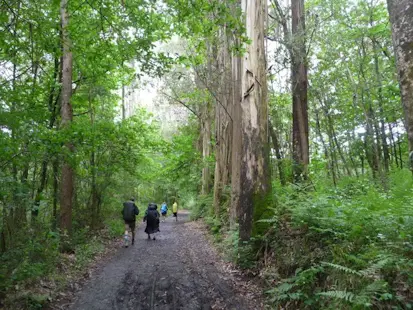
[65,211,263,310]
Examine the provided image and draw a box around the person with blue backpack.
[160,201,168,222]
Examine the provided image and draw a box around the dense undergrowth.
[191,170,413,309]
[0,207,137,309]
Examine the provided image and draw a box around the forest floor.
[51,211,263,310]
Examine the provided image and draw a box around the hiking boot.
[147,234,151,240]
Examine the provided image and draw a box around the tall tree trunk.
[11,49,18,229]
[60,0,74,243]
[18,143,29,224]
[347,131,359,178]
[213,24,233,214]
[325,108,351,177]
[291,0,309,182]
[52,158,59,230]
[315,110,336,186]
[389,123,399,167]
[231,0,271,241]
[359,61,380,178]
[368,9,389,174]
[213,102,232,214]
[90,150,99,230]
[398,140,403,169]
[387,0,413,172]
[89,90,100,230]
[372,40,390,173]
[200,101,212,195]
[325,110,340,179]
[365,117,379,178]
[230,32,242,229]
[33,56,60,220]
[269,120,286,185]
[122,85,126,120]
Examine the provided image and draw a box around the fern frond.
[321,262,362,276]
[257,218,278,224]
[318,290,355,302]
[360,257,391,277]
[276,282,295,293]
[362,280,388,294]
[272,293,290,302]
[353,280,388,306]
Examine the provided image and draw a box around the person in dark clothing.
[143,203,160,240]
[122,198,139,247]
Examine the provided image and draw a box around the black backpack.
[146,209,158,221]
[123,201,138,221]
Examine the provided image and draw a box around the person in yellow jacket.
[172,201,178,222]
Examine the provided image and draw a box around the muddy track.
[67,212,262,310]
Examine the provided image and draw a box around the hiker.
[144,203,160,240]
[122,198,139,247]
[160,202,168,222]
[172,201,178,222]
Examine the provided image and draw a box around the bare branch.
[269,0,291,53]
[192,67,233,122]
[160,91,199,118]
[73,109,91,117]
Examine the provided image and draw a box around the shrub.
[262,171,413,309]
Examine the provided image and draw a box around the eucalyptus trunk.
[387,0,413,172]
[200,101,212,196]
[231,0,271,241]
[213,23,233,214]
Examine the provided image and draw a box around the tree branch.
[73,109,91,117]
[192,67,233,122]
[271,0,290,45]
[160,91,199,118]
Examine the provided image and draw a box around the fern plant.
[266,266,323,308]
[318,258,395,309]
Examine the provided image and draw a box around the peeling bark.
[213,23,233,215]
[387,0,413,172]
[231,0,271,241]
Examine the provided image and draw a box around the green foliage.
[159,120,202,200]
[105,218,125,239]
[267,266,323,307]
[74,238,105,270]
[263,171,413,309]
[190,194,213,220]
[0,230,60,292]
[1,0,412,310]
[318,290,355,303]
